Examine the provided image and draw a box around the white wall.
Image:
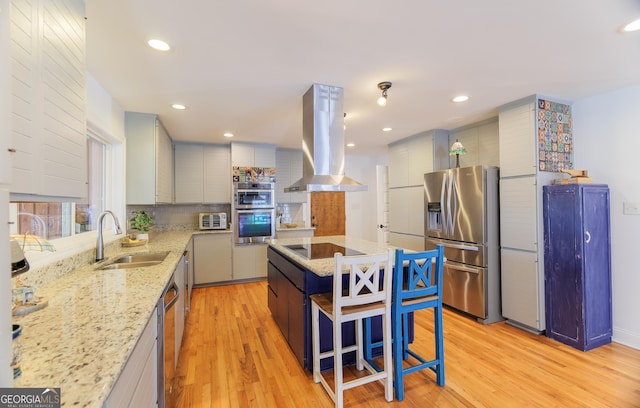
[87,72,126,226]
[573,84,640,349]
[345,153,383,241]
[87,72,125,142]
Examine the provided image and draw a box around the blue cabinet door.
[543,184,611,351]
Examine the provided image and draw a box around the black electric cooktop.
[284,243,365,260]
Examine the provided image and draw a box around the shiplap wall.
[10,0,86,199]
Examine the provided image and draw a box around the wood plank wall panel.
[10,0,37,193]
[10,0,86,198]
[39,0,86,198]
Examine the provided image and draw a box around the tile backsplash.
[126,204,231,232]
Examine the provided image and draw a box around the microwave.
[233,182,274,209]
[199,212,227,230]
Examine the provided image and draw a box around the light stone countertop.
[12,229,231,408]
[268,235,400,277]
[275,226,315,231]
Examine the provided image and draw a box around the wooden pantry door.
[310,192,345,236]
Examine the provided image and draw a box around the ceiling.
[85,0,640,155]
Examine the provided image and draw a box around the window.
[9,136,106,240]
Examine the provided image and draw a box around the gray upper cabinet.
[231,142,276,168]
[203,145,231,203]
[498,99,537,178]
[388,129,448,188]
[275,148,305,204]
[387,129,448,251]
[125,112,174,204]
[9,0,87,199]
[174,143,230,204]
[448,119,499,168]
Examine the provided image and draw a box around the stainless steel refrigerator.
[424,165,502,324]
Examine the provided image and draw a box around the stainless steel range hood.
[285,83,367,192]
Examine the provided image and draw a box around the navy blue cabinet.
[267,247,387,370]
[543,184,612,351]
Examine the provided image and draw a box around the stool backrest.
[393,245,445,303]
[333,250,394,310]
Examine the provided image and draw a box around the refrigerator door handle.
[426,238,479,252]
[445,261,481,274]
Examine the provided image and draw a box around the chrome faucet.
[96,210,123,262]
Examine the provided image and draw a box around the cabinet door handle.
[585,230,591,244]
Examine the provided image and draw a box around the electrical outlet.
[623,202,640,215]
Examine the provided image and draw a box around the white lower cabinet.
[232,244,268,280]
[104,308,158,408]
[193,233,233,285]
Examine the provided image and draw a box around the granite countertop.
[268,235,399,277]
[275,225,315,231]
[12,229,230,408]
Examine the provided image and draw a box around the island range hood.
[284,83,367,192]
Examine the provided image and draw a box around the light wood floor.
[174,282,640,408]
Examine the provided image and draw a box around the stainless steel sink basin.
[111,252,170,264]
[97,251,170,270]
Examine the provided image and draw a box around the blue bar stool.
[364,245,445,400]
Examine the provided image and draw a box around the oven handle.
[445,261,481,274]
[234,189,274,193]
[427,238,479,252]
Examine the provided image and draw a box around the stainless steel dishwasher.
[158,277,179,408]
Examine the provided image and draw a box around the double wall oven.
[233,182,276,244]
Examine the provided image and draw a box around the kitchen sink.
[97,251,170,270]
[111,252,170,264]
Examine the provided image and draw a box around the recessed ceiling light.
[382,127,392,132]
[148,39,171,51]
[346,143,355,147]
[223,132,234,138]
[171,104,186,110]
[452,95,470,103]
[622,18,640,32]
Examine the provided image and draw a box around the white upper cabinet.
[388,141,409,188]
[449,119,500,168]
[174,144,204,203]
[125,112,174,204]
[231,142,276,168]
[9,0,87,199]
[203,144,231,203]
[1,0,10,184]
[275,148,305,204]
[499,99,537,177]
[387,129,448,242]
[388,129,448,188]
[174,143,230,203]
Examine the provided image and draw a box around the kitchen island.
[267,236,400,370]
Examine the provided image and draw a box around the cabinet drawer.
[267,247,305,290]
[267,262,280,294]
